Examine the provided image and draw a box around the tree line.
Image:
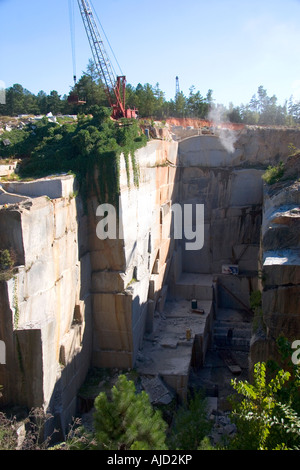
[227,85,300,126]
[0,80,213,121]
[1,63,300,125]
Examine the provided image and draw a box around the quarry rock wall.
[0,124,300,432]
[0,176,92,432]
[87,140,179,369]
[0,139,179,430]
[176,125,300,368]
[176,127,300,312]
[251,173,300,366]
[177,132,262,314]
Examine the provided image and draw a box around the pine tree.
[93,374,168,450]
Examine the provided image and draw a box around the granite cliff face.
[88,140,179,369]
[0,140,179,431]
[178,135,263,276]
[250,153,300,366]
[172,125,300,370]
[0,176,91,431]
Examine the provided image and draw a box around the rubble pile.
[0,113,77,136]
[208,408,237,447]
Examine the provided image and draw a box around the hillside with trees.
[1,62,300,125]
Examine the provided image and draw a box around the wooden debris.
[219,349,242,375]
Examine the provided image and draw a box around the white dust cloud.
[208,105,237,154]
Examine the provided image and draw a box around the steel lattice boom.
[77,0,137,119]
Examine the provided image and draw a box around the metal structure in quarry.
[0,123,300,435]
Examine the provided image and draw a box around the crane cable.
[89,0,124,78]
[69,0,77,84]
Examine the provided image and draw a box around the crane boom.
[77,0,136,119]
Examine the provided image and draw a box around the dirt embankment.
[165,117,245,130]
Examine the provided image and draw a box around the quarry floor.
[189,348,249,411]
[79,282,251,427]
[135,297,250,410]
[135,298,213,378]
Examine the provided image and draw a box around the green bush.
[0,249,15,281]
[0,413,18,450]
[228,362,300,450]
[0,407,53,450]
[167,390,212,450]
[0,249,13,271]
[1,107,147,207]
[250,290,262,310]
[262,161,285,185]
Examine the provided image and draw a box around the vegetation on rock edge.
[0,106,147,206]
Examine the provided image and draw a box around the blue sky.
[1,0,300,107]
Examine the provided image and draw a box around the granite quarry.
[0,120,300,437]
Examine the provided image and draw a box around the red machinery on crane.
[69,0,137,120]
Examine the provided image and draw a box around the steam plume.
[208,105,237,153]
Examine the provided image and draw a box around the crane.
[175,76,180,99]
[70,0,137,119]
